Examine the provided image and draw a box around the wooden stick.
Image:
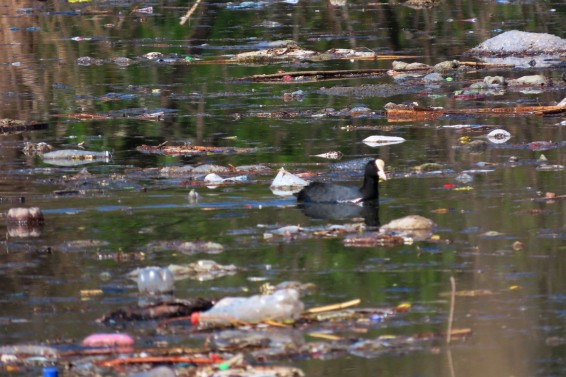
[446,276,456,344]
[100,355,220,367]
[238,68,387,80]
[180,0,203,25]
[308,332,342,341]
[305,299,361,314]
[458,61,515,69]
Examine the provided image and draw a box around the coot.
[296,158,386,203]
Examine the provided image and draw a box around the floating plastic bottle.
[136,267,174,295]
[191,289,303,328]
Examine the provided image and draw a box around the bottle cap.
[190,312,200,325]
[43,367,58,377]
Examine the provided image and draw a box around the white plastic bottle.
[191,289,303,328]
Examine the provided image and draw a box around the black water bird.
[296,158,387,204]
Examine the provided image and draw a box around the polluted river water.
[0,0,565,376]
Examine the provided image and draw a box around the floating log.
[386,104,566,122]
[136,143,258,156]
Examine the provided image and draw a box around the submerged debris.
[0,118,48,134]
[264,223,366,240]
[235,68,387,84]
[318,83,420,98]
[343,232,405,247]
[23,142,53,156]
[154,261,240,281]
[98,298,215,324]
[233,44,405,64]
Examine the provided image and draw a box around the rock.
[380,215,435,231]
[466,30,566,57]
[380,215,436,242]
[193,164,231,174]
[423,72,444,83]
[391,61,430,70]
[433,60,460,73]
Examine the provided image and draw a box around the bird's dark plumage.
[296,159,386,203]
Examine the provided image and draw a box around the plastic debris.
[486,129,511,144]
[204,173,248,185]
[191,289,304,328]
[134,6,154,14]
[269,168,308,196]
[362,135,406,147]
[313,151,343,160]
[41,149,111,166]
[81,333,135,348]
[136,267,175,295]
[6,207,44,224]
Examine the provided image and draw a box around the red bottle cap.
[191,312,200,325]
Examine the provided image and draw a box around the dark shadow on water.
[298,202,380,227]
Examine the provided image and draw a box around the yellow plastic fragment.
[80,289,104,296]
[459,136,471,144]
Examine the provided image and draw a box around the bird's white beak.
[375,159,387,181]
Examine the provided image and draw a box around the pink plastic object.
[81,333,134,347]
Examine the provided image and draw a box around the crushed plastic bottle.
[191,289,303,328]
[137,267,174,295]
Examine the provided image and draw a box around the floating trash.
[486,129,511,144]
[41,149,111,166]
[313,151,343,160]
[136,267,175,295]
[362,135,406,147]
[270,167,308,196]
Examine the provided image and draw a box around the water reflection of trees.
[0,0,563,168]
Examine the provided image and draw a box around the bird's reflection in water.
[298,202,380,228]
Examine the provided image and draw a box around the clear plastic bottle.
[136,267,174,295]
[191,289,303,328]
